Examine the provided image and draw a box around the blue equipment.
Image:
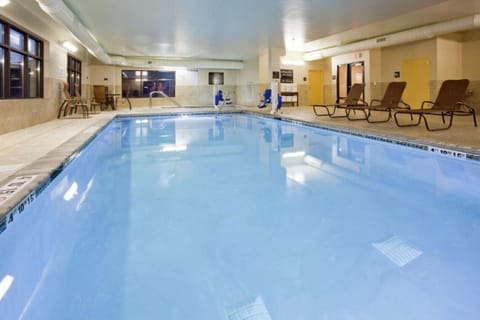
[215,89,224,106]
[258,89,282,109]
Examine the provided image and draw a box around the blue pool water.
[1,114,479,319]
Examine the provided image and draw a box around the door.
[402,57,430,109]
[308,69,324,105]
[337,62,364,102]
[337,64,348,100]
[350,63,364,86]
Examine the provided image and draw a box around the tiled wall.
[0,78,63,134]
[464,80,480,112]
[105,85,238,108]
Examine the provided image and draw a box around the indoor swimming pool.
[0,113,479,319]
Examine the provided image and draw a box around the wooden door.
[337,64,348,100]
[350,63,364,85]
[337,62,364,102]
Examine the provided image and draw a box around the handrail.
[149,91,181,108]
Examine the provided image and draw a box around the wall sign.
[280,69,294,83]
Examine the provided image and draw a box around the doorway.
[337,62,364,102]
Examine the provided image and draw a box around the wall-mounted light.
[62,41,78,53]
[0,0,11,7]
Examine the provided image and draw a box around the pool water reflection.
[0,114,479,319]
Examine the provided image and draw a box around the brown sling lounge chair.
[58,82,89,118]
[394,79,477,131]
[346,81,408,122]
[313,83,366,118]
[75,84,100,113]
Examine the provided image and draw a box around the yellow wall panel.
[401,57,431,109]
[308,69,324,105]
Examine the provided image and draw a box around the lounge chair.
[75,84,100,113]
[93,85,108,110]
[57,82,89,118]
[394,79,477,131]
[313,83,366,118]
[346,81,408,122]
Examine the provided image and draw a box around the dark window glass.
[9,28,24,51]
[208,72,224,85]
[67,55,81,96]
[10,51,23,98]
[28,57,40,98]
[122,70,176,98]
[0,23,4,44]
[0,48,4,98]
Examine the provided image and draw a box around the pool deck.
[0,104,478,219]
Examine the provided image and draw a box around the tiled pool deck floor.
[0,104,478,218]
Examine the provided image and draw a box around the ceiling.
[14,0,480,62]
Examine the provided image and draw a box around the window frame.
[0,18,44,99]
[67,55,82,97]
[121,69,176,98]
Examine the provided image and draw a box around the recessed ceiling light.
[0,0,11,7]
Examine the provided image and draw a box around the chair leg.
[394,112,422,127]
[346,108,368,121]
[57,100,67,119]
[313,105,332,117]
[366,109,391,123]
[423,113,453,131]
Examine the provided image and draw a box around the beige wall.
[462,29,480,80]
[437,36,463,80]
[0,7,88,134]
[237,57,260,106]
[380,39,437,83]
[87,65,240,107]
[462,29,480,109]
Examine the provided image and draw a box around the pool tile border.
[1,110,479,236]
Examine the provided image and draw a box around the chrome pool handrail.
[149,91,181,108]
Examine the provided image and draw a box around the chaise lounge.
[313,83,366,118]
[393,79,477,131]
[346,81,408,122]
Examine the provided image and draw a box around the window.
[121,70,175,98]
[67,55,81,96]
[0,20,43,99]
[208,72,224,85]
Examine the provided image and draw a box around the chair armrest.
[358,99,368,106]
[397,100,411,109]
[454,101,475,112]
[421,100,435,109]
